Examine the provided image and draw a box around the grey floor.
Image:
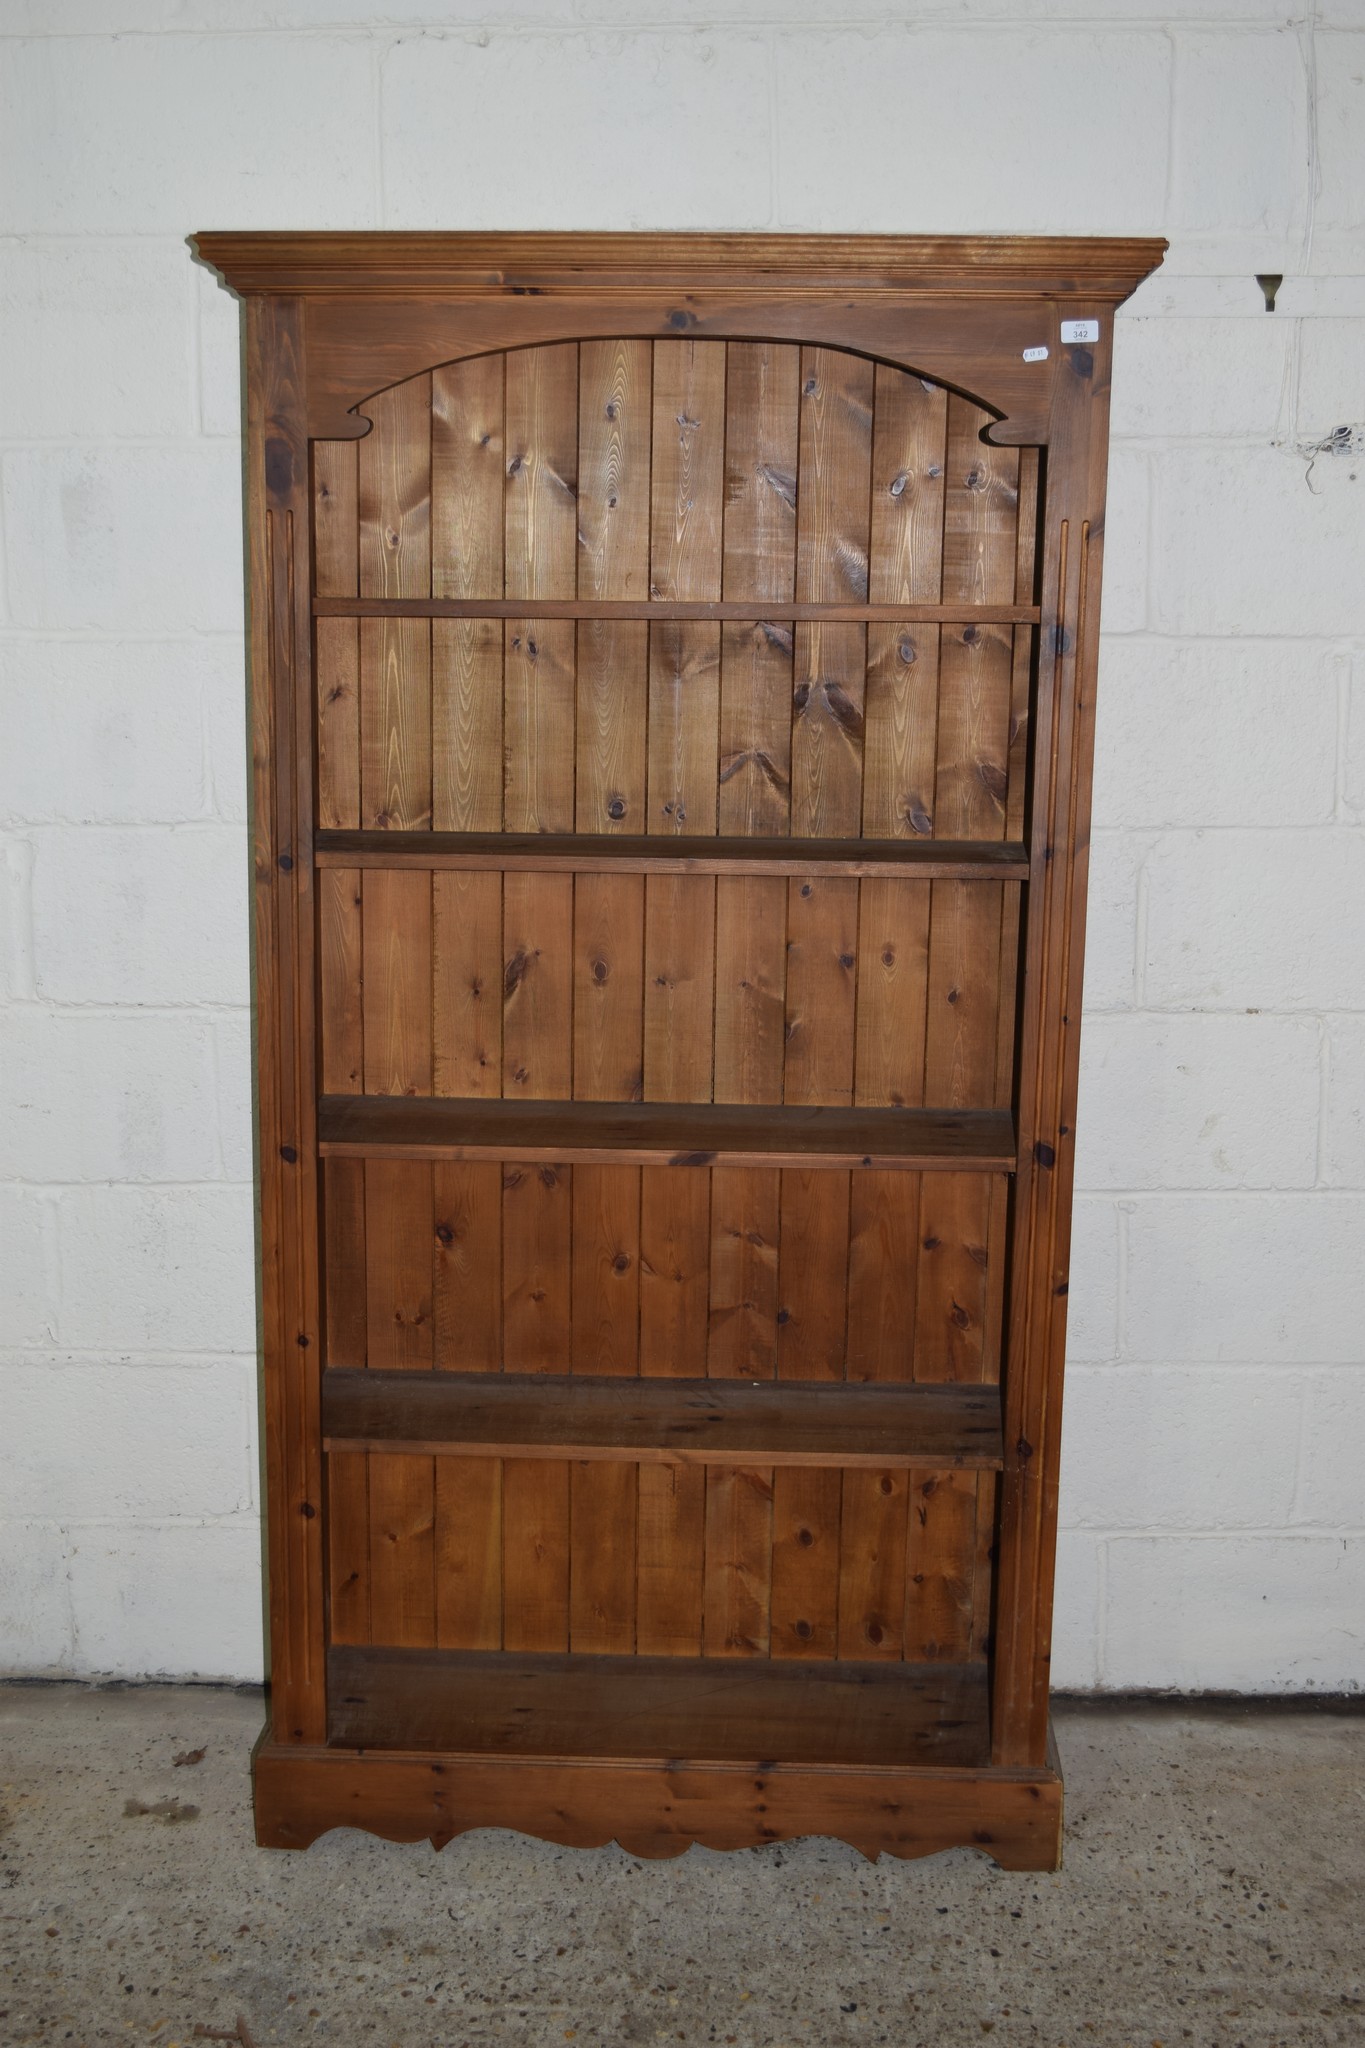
[1,1686,1361,2047]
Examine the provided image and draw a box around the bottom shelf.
[327,1645,989,1770]
[255,1720,1063,1868]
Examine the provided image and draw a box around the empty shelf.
[317,1097,1017,1171]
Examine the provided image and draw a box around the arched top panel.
[313,339,1031,615]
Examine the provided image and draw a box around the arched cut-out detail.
[314,339,1026,614]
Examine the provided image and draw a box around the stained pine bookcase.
[196,233,1163,1868]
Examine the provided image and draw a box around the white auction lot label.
[1061,319,1100,344]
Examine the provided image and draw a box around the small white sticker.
[1022,345,1049,363]
[1061,319,1100,345]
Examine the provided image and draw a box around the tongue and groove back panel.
[314,343,1034,1671]
[197,232,1164,1864]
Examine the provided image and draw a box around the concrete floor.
[0,1687,1361,2048]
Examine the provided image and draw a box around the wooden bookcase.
[195,233,1163,1868]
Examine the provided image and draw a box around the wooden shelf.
[314,596,1040,625]
[327,1647,990,1769]
[322,1369,1004,1470]
[315,829,1030,881]
[317,1096,1016,1170]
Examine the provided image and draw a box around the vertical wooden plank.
[718,622,793,836]
[719,342,799,837]
[572,868,643,1377]
[368,1451,436,1649]
[576,344,650,832]
[713,874,785,1105]
[434,871,501,1099]
[995,353,1113,1767]
[776,876,855,1380]
[784,875,857,1108]
[360,810,436,1647]
[434,1458,502,1649]
[246,296,324,1740]
[570,1461,637,1654]
[573,872,644,1105]
[427,359,501,861]
[639,349,724,1638]
[642,876,714,1103]
[904,1470,978,1662]
[770,1465,842,1660]
[709,874,784,1381]
[796,345,874,604]
[360,619,433,831]
[791,346,873,837]
[432,1162,502,1372]
[930,396,1014,1090]
[576,619,648,835]
[505,342,577,839]
[917,390,1012,1595]
[501,1162,571,1373]
[864,373,945,848]
[702,1466,773,1657]
[991,449,1038,1117]
[499,342,582,1670]
[356,344,429,872]
[837,1469,908,1661]
[502,873,573,1100]
[365,1155,436,1646]
[358,376,431,599]
[854,376,937,1386]
[790,623,866,837]
[861,624,940,840]
[647,621,721,837]
[972,1472,999,1662]
[855,877,929,1111]
[639,1169,711,1376]
[361,870,432,1099]
[981,1173,1011,1384]
[312,438,358,599]
[326,1451,370,1647]
[845,1171,919,1384]
[941,394,1020,610]
[762,368,873,1655]
[776,1169,850,1382]
[501,1161,572,1646]
[650,339,725,603]
[431,353,504,600]
[322,1157,366,1370]
[315,618,360,830]
[572,1166,640,1377]
[502,1459,570,1654]
[505,343,578,596]
[650,339,724,840]
[868,367,947,606]
[503,622,575,836]
[1007,447,1041,840]
[922,879,1004,1112]
[319,866,363,1096]
[430,748,504,1637]
[578,337,651,600]
[722,340,800,601]
[707,1166,780,1381]
[636,1463,705,1656]
[364,1162,433,1371]
[912,1171,992,1384]
[354,374,431,887]
[433,618,503,833]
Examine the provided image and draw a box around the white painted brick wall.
[1,2,1361,1692]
